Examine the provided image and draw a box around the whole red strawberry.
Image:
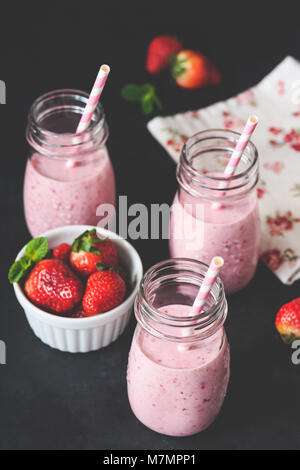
[171,50,221,89]
[82,269,126,315]
[53,243,72,262]
[146,35,182,74]
[70,229,118,277]
[24,259,83,314]
[275,298,300,344]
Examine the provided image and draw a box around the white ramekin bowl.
[13,225,143,353]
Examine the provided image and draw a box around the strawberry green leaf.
[96,263,110,271]
[281,333,298,344]
[72,230,90,252]
[80,240,93,252]
[171,57,187,78]
[110,265,127,279]
[25,237,48,262]
[8,260,25,284]
[90,246,101,255]
[72,229,101,253]
[96,263,127,278]
[72,238,80,252]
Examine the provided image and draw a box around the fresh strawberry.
[82,268,126,315]
[70,229,118,277]
[146,35,182,74]
[53,243,72,262]
[24,259,83,314]
[171,50,220,89]
[275,298,300,344]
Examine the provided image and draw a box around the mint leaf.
[121,85,145,101]
[8,260,25,284]
[20,255,32,270]
[141,95,154,114]
[121,82,162,115]
[25,237,48,262]
[9,237,48,284]
[153,94,162,110]
[140,83,154,95]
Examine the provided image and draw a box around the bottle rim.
[177,128,259,198]
[135,258,228,342]
[26,89,108,157]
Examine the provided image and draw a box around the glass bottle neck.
[177,129,259,201]
[26,89,108,158]
[135,259,227,343]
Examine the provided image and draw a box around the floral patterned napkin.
[148,56,300,284]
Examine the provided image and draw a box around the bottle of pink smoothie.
[24,89,115,237]
[127,258,230,437]
[169,129,260,294]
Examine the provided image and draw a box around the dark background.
[0,1,300,450]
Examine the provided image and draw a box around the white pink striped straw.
[212,115,258,208]
[178,256,224,351]
[222,115,258,183]
[190,256,224,316]
[66,65,110,168]
[76,64,110,134]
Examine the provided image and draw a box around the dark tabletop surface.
[0,2,300,451]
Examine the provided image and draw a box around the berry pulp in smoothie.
[169,188,260,294]
[127,304,230,437]
[24,112,115,236]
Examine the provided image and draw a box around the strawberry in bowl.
[70,228,118,276]
[83,268,126,316]
[9,226,143,353]
[53,243,72,262]
[25,259,83,314]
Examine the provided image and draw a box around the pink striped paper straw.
[76,64,110,134]
[222,115,258,182]
[190,256,224,316]
[212,115,258,209]
[178,256,224,351]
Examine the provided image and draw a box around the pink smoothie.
[24,147,115,237]
[127,304,230,437]
[169,190,260,294]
